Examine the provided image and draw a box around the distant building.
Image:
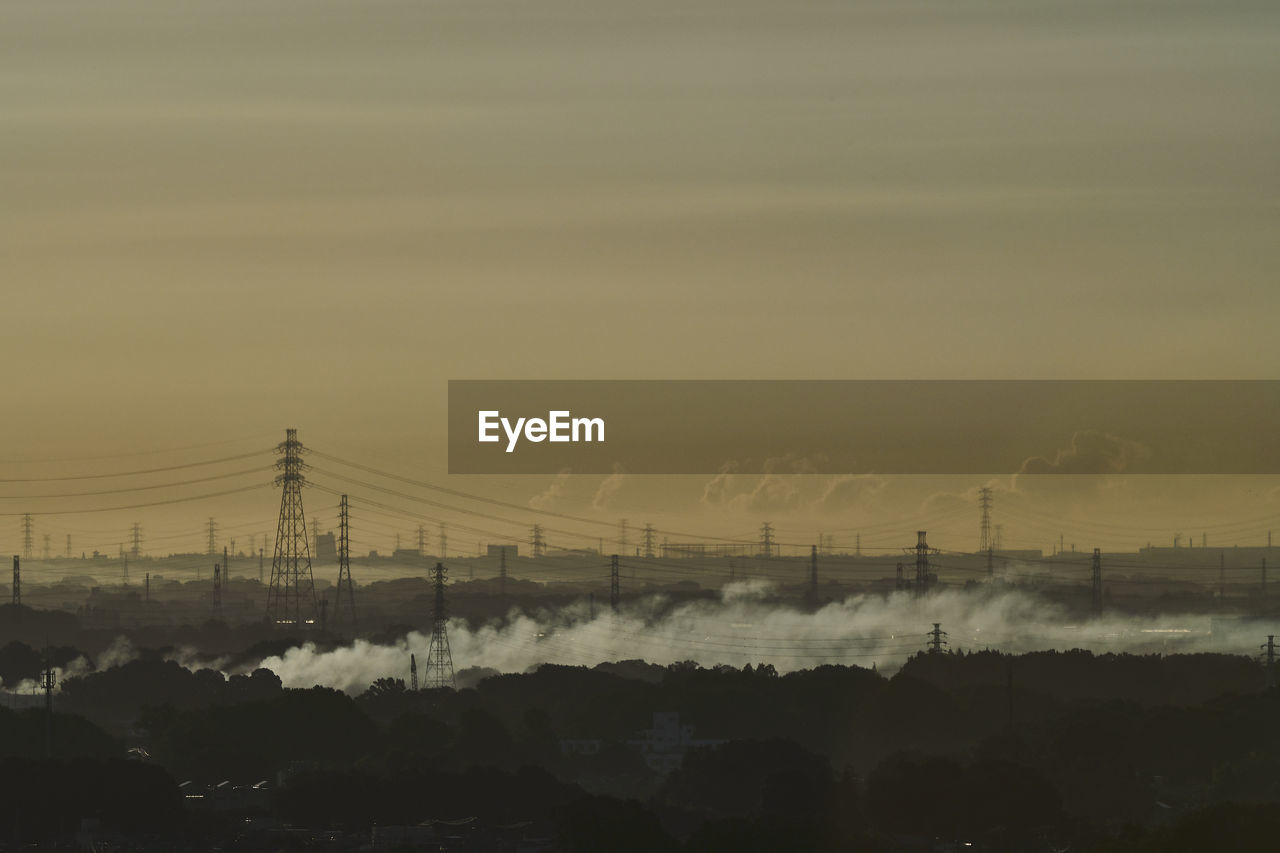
[661,543,755,559]
[627,711,726,774]
[314,532,337,563]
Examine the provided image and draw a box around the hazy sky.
[2,1,1277,558]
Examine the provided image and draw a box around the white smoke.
[236,581,1280,694]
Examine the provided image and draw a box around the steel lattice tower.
[265,429,319,627]
[22,515,34,560]
[610,554,620,611]
[334,495,356,627]
[927,622,948,654]
[424,562,455,689]
[978,487,993,553]
[642,524,655,559]
[760,522,775,558]
[915,531,931,598]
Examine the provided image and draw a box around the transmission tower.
[11,556,18,605]
[410,653,419,691]
[130,522,143,558]
[760,522,775,558]
[206,517,217,556]
[978,487,993,553]
[417,524,426,555]
[610,554,620,612]
[531,524,545,558]
[22,515,34,560]
[424,563,455,689]
[1091,548,1103,615]
[265,429,319,627]
[915,531,931,598]
[643,524,655,559]
[334,495,356,627]
[438,523,447,559]
[927,623,948,654]
[42,534,51,561]
[1263,635,1277,690]
[895,562,905,591]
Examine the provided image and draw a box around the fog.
[241,578,1272,694]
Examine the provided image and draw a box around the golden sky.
[2,1,1278,560]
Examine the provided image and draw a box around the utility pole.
[11,556,19,606]
[213,561,222,620]
[207,517,217,556]
[760,522,775,559]
[610,554,620,612]
[978,487,993,553]
[424,563,455,689]
[809,544,818,598]
[1091,548,1103,615]
[22,514,34,560]
[499,546,508,597]
[259,547,264,583]
[42,645,56,757]
[265,429,319,627]
[915,531,930,598]
[130,522,143,558]
[927,623,948,654]
[643,524,655,559]
[223,545,228,580]
[334,495,356,627]
[531,524,545,558]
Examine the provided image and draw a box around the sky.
[1,1,1278,560]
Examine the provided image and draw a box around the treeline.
[4,647,1280,849]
